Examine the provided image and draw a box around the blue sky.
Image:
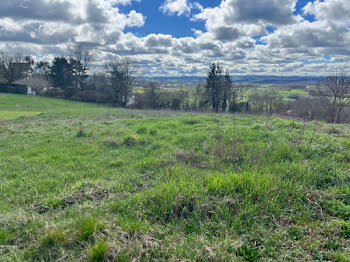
[120,0,222,37]
[121,0,315,38]
[0,0,349,76]
[123,0,314,50]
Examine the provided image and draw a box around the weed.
[327,126,341,135]
[183,119,199,125]
[136,127,148,134]
[115,251,131,262]
[332,252,350,262]
[40,229,67,248]
[312,251,329,261]
[2,94,350,261]
[28,229,68,261]
[103,137,120,148]
[340,221,350,239]
[76,217,98,241]
[76,124,87,138]
[122,134,139,146]
[236,244,261,262]
[323,199,350,220]
[110,159,123,168]
[88,240,109,262]
[0,230,13,245]
[149,129,158,136]
[288,227,303,240]
[117,217,148,235]
[274,144,292,161]
[325,239,342,251]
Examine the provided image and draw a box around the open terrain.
[0,94,349,261]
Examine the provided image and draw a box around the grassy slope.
[0,93,349,261]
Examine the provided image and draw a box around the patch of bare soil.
[33,185,110,214]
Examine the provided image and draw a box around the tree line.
[1,46,350,124]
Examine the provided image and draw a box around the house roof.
[13,78,29,85]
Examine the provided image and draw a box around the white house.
[13,75,51,96]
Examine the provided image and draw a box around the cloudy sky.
[0,0,349,76]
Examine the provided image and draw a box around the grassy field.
[0,93,349,261]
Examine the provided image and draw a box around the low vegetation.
[0,94,349,261]
[2,49,350,124]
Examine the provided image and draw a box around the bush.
[80,90,98,102]
[0,83,8,93]
[288,97,328,121]
[64,87,79,98]
[46,88,64,98]
[14,84,28,94]
[0,84,27,94]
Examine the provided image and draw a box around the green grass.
[0,93,349,261]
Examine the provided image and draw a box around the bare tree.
[105,56,138,107]
[89,73,109,92]
[35,59,51,80]
[193,80,207,111]
[71,44,94,90]
[311,73,350,123]
[145,82,158,109]
[0,51,30,82]
[222,70,232,112]
[247,91,283,115]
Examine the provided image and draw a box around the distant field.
[0,94,349,261]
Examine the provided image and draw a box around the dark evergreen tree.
[49,57,73,89]
[222,70,232,112]
[206,63,223,112]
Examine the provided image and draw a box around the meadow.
[0,93,349,261]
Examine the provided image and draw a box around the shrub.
[46,88,64,98]
[80,90,98,102]
[14,84,28,94]
[64,87,79,98]
[0,84,27,94]
[0,83,8,93]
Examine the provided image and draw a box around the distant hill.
[144,75,324,85]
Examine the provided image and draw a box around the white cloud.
[160,0,202,16]
[1,0,350,76]
[0,0,145,46]
[303,0,350,24]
